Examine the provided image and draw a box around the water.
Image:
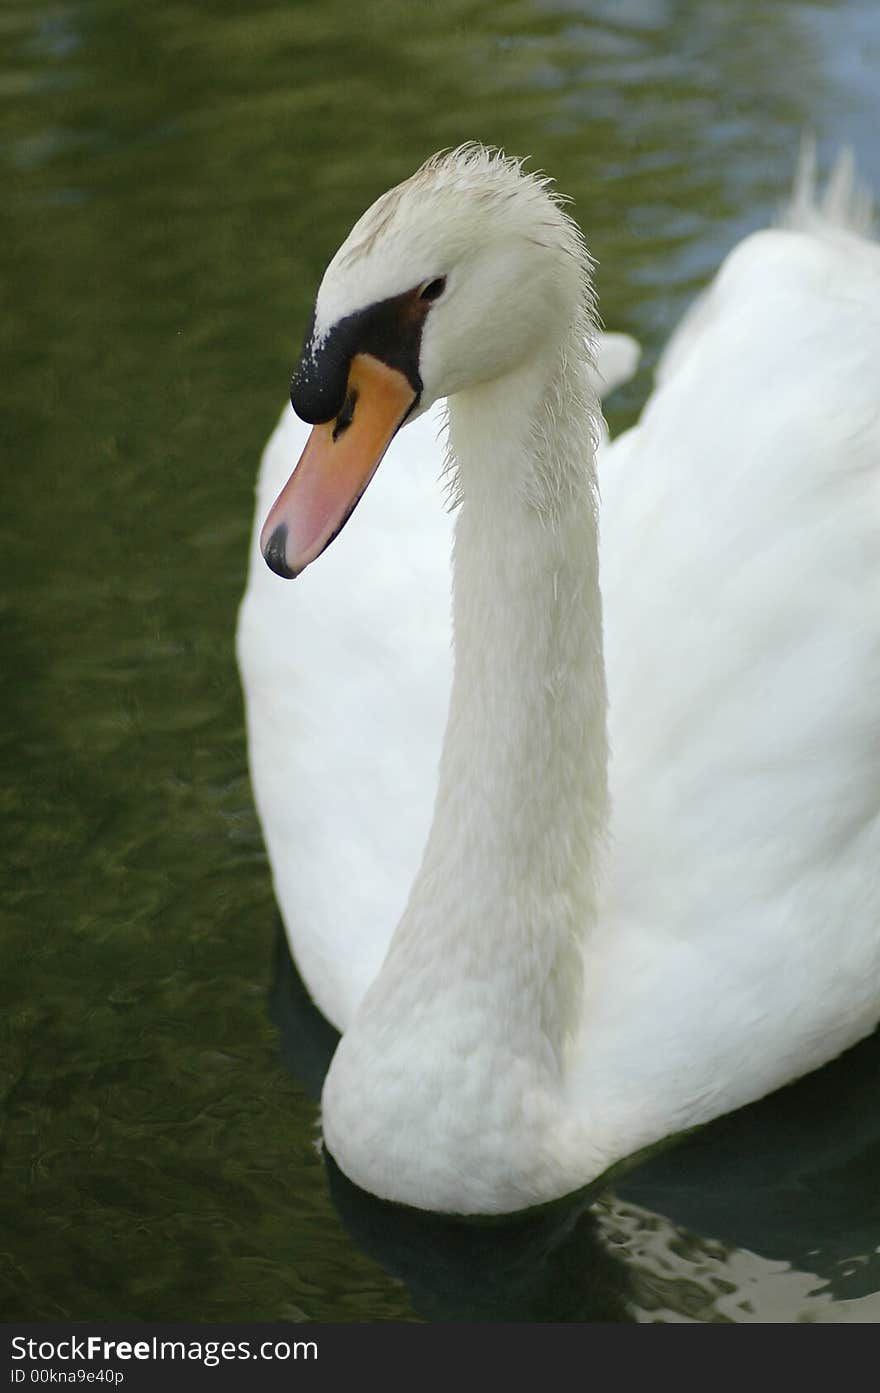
[3,0,879,1323]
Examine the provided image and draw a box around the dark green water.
[3,0,879,1322]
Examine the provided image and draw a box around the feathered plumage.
[238,146,880,1213]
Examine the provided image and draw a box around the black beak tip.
[262,523,297,580]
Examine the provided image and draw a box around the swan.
[237,144,880,1214]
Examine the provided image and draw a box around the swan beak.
[260,353,417,578]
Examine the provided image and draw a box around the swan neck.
[405,336,608,1057]
[321,327,610,1209]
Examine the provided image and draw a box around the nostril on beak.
[262,523,297,579]
[332,388,358,442]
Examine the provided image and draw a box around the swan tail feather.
[779,135,875,239]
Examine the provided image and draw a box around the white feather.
[238,147,880,1213]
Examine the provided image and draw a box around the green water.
[3,0,879,1323]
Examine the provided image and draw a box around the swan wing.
[238,401,453,1028]
[590,218,880,1137]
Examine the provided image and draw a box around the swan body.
[238,147,880,1213]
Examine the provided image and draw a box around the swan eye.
[419,277,446,302]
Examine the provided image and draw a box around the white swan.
[237,145,880,1214]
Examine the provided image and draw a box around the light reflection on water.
[2,0,878,1322]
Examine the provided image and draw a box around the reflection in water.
[594,1196,880,1323]
[2,0,879,1320]
[273,924,880,1322]
[620,1028,880,1306]
[327,1160,626,1323]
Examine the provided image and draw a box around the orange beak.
[260,353,417,578]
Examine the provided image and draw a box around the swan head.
[260,145,591,578]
